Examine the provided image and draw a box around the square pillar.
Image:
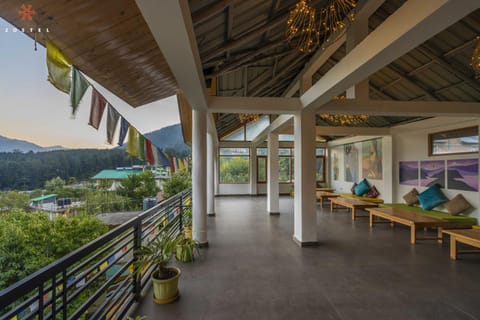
[267,133,279,215]
[293,110,318,246]
[207,132,216,216]
[192,109,208,245]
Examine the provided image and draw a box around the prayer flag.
[88,88,107,130]
[158,149,171,166]
[106,105,120,144]
[70,66,89,115]
[118,118,129,146]
[46,39,72,94]
[127,126,139,157]
[178,158,185,171]
[137,134,145,160]
[169,155,176,173]
[145,139,154,164]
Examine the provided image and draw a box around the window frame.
[428,126,479,156]
[256,156,267,183]
[316,155,326,183]
[218,147,250,184]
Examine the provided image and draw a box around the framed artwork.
[332,149,339,180]
[362,139,382,179]
[420,160,445,188]
[399,161,419,186]
[344,144,358,182]
[447,159,478,191]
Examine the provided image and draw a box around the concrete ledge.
[293,236,319,247]
[269,212,280,216]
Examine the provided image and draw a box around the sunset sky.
[0,18,180,149]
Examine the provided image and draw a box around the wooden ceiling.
[0,0,178,107]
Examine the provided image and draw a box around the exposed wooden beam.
[208,96,302,114]
[320,100,480,117]
[301,0,480,112]
[137,0,208,110]
[316,126,391,136]
[192,0,240,25]
[250,55,306,96]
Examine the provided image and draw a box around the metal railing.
[0,189,192,320]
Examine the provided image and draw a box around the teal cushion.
[354,179,370,196]
[416,184,448,211]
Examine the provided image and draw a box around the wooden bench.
[442,229,480,260]
[330,197,379,220]
[316,191,339,208]
[368,207,475,244]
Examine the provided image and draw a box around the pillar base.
[207,213,216,217]
[269,212,280,216]
[293,235,319,247]
[198,241,209,248]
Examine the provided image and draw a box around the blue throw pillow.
[416,184,448,211]
[354,179,370,196]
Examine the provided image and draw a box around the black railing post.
[62,270,67,319]
[132,220,142,302]
[179,194,184,234]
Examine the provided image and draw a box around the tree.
[44,176,66,193]
[117,171,159,207]
[0,191,30,212]
[162,171,191,199]
[0,211,108,289]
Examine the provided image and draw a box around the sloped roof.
[92,169,142,180]
[0,0,177,107]
[31,194,57,202]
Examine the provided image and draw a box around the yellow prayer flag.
[178,158,185,171]
[46,39,72,94]
[100,261,108,271]
[127,126,139,157]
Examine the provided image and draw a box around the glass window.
[279,134,294,141]
[256,148,268,156]
[316,156,325,182]
[316,148,325,156]
[279,157,291,183]
[219,148,250,183]
[279,148,291,156]
[222,126,245,141]
[246,116,270,141]
[429,127,479,156]
[257,157,267,183]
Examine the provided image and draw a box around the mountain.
[0,135,65,153]
[144,123,191,157]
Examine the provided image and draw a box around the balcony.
[2,195,480,319]
[134,196,480,319]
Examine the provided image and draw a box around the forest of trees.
[0,149,143,190]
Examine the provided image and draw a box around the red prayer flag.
[145,139,154,164]
[88,88,108,130]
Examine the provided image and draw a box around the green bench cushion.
[339,193,384,204]
[380,203,478,224]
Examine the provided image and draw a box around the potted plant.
[175,234,199,263]
[182,207,192,239]
[134,232,181,304]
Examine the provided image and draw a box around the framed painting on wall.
[447,159,478,191]
[420,160,445,188]
[344,144,358,182]
[362,139,383,179]
[399,161,419,186]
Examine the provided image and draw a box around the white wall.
[328,136,393,202]
[391,117,480,220]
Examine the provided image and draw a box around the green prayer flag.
[46,39,72,94]
[137,134,145,160]
[70,66,90,115]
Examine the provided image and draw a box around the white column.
[207,132,216,216]
[293,110,318,246]
[250,146,257,195]
[192,109,208,246]
[267,133,279,215]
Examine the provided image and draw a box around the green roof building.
[92,169,143,180]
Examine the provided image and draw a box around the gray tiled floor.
[133,196,480,320]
